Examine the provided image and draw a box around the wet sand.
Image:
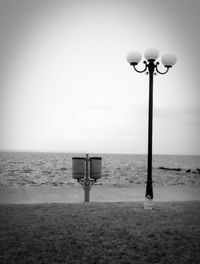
[0,184,199,204]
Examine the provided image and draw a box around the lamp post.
[127,49,177,206]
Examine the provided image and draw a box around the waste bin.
[72,157,85,179]
[90,157,102,179]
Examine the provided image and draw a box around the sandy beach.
[0,184,199,204]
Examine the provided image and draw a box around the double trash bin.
[72,156,102,180]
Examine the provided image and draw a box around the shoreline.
[0,184,199,204]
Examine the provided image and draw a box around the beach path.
[0,185,199,204]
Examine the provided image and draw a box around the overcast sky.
[0,0,200,155]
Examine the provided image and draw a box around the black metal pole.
[145,60,154,199]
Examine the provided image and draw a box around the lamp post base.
[145,182,153,210]
[144,196,153,210]
[145,180,153,199]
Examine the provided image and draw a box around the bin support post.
[77,154,96,202]
[84,154,90,202]
[84,187,90,202]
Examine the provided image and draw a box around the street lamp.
[127,48,177,207]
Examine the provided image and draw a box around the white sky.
[0,0,200,155]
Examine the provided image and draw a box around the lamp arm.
[133,61,148,73]
[155,62,170,75]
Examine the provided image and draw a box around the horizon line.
[0,149,199,156]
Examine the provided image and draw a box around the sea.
[0,152,200,187]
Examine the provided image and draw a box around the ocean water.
[0,152,199,187]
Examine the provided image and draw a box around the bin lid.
[89,157,102,160]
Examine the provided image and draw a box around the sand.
[0,184,199,204]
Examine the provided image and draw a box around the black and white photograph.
[0,0,200,263]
